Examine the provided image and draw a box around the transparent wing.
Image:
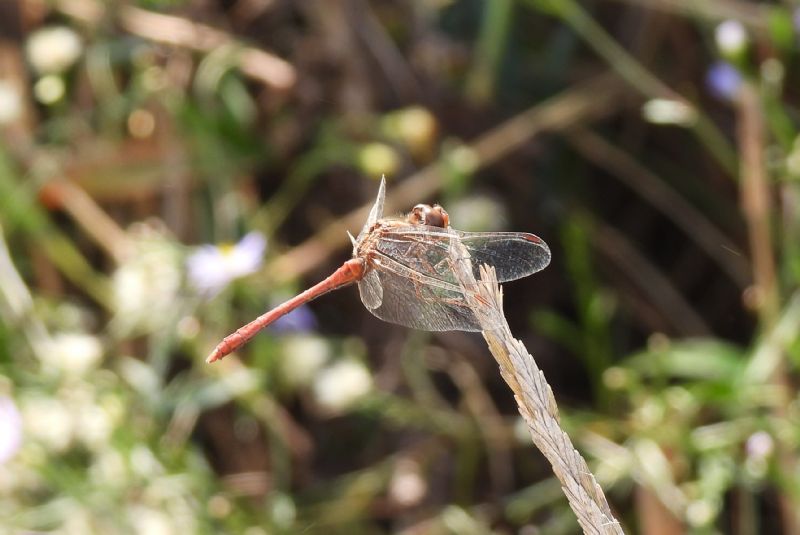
[358,269,383,310]
[375,225,551,283]
[357,222,548,331]
[457,230,550,280]
[357,176,386,241]
[361,253,484,331]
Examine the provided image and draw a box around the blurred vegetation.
[1,0,800,533]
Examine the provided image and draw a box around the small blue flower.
[271,304,318,333]
[0,396,22,464]
[706,61,743,101]
[187,231,267,297]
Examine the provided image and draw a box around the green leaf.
[625,338,745,381]
[767,8,795,51]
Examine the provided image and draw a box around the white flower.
[208,495,232,518]
[90,450,127,487]
[62,507,94,534]
[279,335,330,387]
[130,445,164,478]
[715,20,747,57]
[0,81,22,126]
[112,224,182,335]
[389,459,426,506]
[745,430,774,460]
[33,74,65,104]
[22,396,74,452]
[26,26,83,74]
[268,493,296,529]
[0,396,22,464]
[75,404,113,450]
[686,499,718,527]
[744,430,773,479]
[39,332,103,376]
[312,360,372,414]
[128,506,175,535]
[642,98,697,126]
[187,232,267,297]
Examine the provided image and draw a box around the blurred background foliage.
[1,0,799,533]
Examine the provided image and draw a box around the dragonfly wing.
[365,253,484,332]
[358,269,383,310]
[377,226,550,283]
[456,230,551,282]
[357,176,386,240]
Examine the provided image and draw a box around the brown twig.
[736,83,798,534]
[42,179,134,265]
[54,0,296,90]
[606,0,770,30]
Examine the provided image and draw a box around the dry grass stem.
[592,221,711,336]
[566,127,750,289]
[450,238,623,534]
[44,180,134,265]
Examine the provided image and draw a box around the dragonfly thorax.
[353,221,387,260]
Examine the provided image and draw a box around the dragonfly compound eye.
[426,205,450,228]
[408,204,449,227]
[409,204,428,225]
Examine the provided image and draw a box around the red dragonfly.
[207,179,550,363]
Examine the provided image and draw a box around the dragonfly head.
[409,204,450,228]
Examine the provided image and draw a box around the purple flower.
[271,304,318,333]
[706,61,743,101]
[187,232,267,297]
[746,431,774,461]
[0,396,22,464]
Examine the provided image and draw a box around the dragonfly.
[207,178,550,363]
